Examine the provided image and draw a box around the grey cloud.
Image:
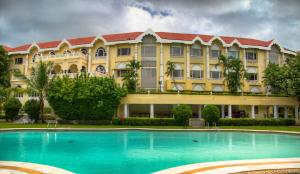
[0,0,299,51]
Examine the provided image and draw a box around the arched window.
[269,45,280,64]
[32,53,40,63]
[49,51,55,56]
[81,48,88,55]
[211,44,221,59]
[228,46,239,59]
[96,65,106,74]
[95,47,106,57]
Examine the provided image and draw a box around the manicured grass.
[0,122,300,132]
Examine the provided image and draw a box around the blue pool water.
[0,131,300,174]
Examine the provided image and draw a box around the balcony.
[39,52,88,62]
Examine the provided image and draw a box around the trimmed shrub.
[202,105,220,125]
[24,99,40,122]
[218,118,295,126]
[112,117,177,126]
[172,104,192,127]
[47,75,127,120]
[4,98,22,121]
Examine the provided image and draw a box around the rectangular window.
[117,48,131,56]
[190,47,202,57]
[246,51,257,61]
[15,58,23,65]
[211,50,220,59]
[190,70,203,79]
[210,71,222,79]
[172,70,184,79]
[171,45,184,57]
[142,45,156,57]
[247,73,258,81]
[228,51,238,59]
[116,70,129,77]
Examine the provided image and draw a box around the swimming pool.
[0,130,299,174]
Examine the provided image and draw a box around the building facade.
[4,29,299,119]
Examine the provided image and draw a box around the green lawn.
[0,122,300,132]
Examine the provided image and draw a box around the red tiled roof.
[68,36,96,46]
[2,45,12,52]
[103,32,142,42]
[156,32,197,41]
[9,44,31,52]
[37,40,61,49]
[6,31,294,53]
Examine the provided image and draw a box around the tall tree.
[165,61,178,91]
[14,61,53,123]
[218,55,245,93]
[0,46,10,88]
[123,60,141,92]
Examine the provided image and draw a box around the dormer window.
[96,47,106,57]
[81,48,88,55]
[228,46,239,59]
[190,44,202,58]
[211,44,221,59]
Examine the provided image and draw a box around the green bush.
[47,75,127,120]
[172,104,192,127]
[24,99,40,122]
[202,105,220,125]
[4,98,22,121]
[44,107,52,114]
[218,118,295,126]
[112,117,177,126]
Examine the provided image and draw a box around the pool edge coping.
[0,127,300,135]
[152,158,300,174]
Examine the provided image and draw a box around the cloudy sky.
[0,0,299,50]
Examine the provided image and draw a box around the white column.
[124,104,129,118]
[88,48,92,73]
[105,46,109,75]
[134,43,138,61]
[273,105,278,119]
[225,47,228,56]
[160,43,164,92]
[251,105,255,119]
[186,45,190,79]
[243,48,247,69]
[24,55,29,75]
[266,51,269,68]
[295,106,299,119]
[228,105,232,118]
[150,104,154,118]
[198,105,202,118]
[221,105,225,118]
[284,106,288,119]
[206,46,210,79]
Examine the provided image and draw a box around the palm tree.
[165,61,178,91]
[14,61,53,123]
[217,55,245,93]
[123,59,141,92]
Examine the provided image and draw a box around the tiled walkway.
[154,158,300,174]
[0,161,74,174]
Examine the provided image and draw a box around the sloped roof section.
[103,32,142,42]
[156,32,197,41]
[68,36,96,46]
[37,40,61,49]
[9,44,31,52]
[2,45,12,52]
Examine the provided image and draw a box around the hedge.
[218,118,295,126]
[112,117,178,126]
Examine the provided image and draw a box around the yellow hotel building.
[4,29,299,119]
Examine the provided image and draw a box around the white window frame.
[117,48,131,56]
[15,58,23,65]
[171,44,184,57]
[95,47,107,57]
[246,50,257,61]
[190,70,203,79]
[210,71,222,80]
[190,45,202,58]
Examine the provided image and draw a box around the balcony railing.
[246,59,257,64]
[38,52,88,61]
